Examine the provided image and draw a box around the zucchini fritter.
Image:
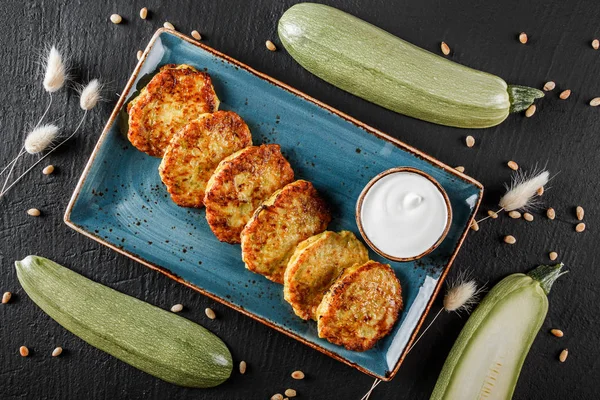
[127,64,219,157]
[241,180,331,283]
[284,231,369,320]
[204,144,294,243]
[316,261,403,352]
[158,111,252,208]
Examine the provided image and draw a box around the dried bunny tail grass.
[43,46,68,93]
[499,168,550,211]
[24,124,60,154]
[78,79,103,111]
[444,280,480,313]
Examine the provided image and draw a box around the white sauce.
[360,171,449,259]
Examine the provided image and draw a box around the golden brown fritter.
[316,261,403,352]
[284,231,369,320]
[204,144,294,243]
[158,111,252,208]
[241,180,331,283]
[127,64,219,157]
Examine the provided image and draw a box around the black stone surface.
[0,1,598,399]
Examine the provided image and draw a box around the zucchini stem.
[508,85,545,113]
[528,263,567,295]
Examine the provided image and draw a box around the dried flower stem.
[1,112,87,197]
[476,208,504,224]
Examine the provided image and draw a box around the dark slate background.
[0,0,598,399]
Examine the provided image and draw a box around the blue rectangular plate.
[65,29,483,380]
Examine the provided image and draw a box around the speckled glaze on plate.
[65,29,483,381]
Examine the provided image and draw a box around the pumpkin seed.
[205,307,216,319]
[291,370,305,380]
[470,220,479,231]
[504,235,516,244]
[136,50,143,60]
[239,360,247,374]
[271,394,284,400]
[550,329,564,338]
[518,32,528,44]
[537,186,544,196]
[52,347,63,357]
[139,7,148,20]
[559,349,568,362]
[191,30,202,40]
[487,210,498,219]
[19,346,29,357]
[559,89,571,100]
[42,165,54,175]
[575,222,586,232]
[549,251,558,261]
[524,104,536,117]
[508,211,521,219]
[523,212,534,222]
[27,208,40,217]
[170,303,183,313]
[110,14,122,24]
[465,135,475,148]
[507,160,519,170]
[543,81,555,91]
[2,292,11,304]
[284,389,297,398]
[164,21,175,30]
[266,40,277,51]
[593,39,599,50]
[455,166,465,173]
[589,97,600,107]
[546,208,556,220]
[441,41,451,55]
[576,206,584,221]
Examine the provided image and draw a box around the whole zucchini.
[430,264,566,399]
[15,255,232,388]
[278,3,543,128]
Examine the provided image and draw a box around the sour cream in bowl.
[356,167,452,262]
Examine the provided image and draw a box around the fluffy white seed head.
[24,124,60,154]
[79,79,102,111]
[444,279,479,313]
[43,46,67,93]
[499,169,550,211]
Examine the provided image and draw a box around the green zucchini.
[430,264,566,400]
[278,3,543,128]
[15,255,232,388]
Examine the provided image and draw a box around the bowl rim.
[355,166,453,262]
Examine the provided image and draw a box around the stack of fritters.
[127,63,403,352]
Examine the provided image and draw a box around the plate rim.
[64,28,484,381]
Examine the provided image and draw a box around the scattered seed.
[559,89,571,100]
[191,30,202,40]
[284,389,297,398]
[518,32,528,44]
[470,220,479,231]
[576,206,584,221]
[559,349,568,362]
[266,40,277,51]
[205,307,216,319]
[507,160,519,170]
[110,14,122,24]
[525,104,536,118]
[27,208,40,217]
[239,360,247,374]
[546,207,556,220]
[271,394,284,400]
[504,235,516,244]
[551,329,564,338]
[593,39,599,50]
[549,251,558,261]
[291,370,305,380]
[440,41,451,56]
[589,97,600,107]
[508,211,521,219]
[455,166,465,173]
[537,186,544,196]
[136,50,143,60]
[52,347,63,357]
[543,81,556,91]
[523,212,534,222]
[2,292,11,304]
[42,165,54,175]
[164,21,175,30]
[19,346,29,357]
[170,303,183,313]
[488,210,499,219]
[139,7,148,20]
[465,135,475,148]
[575,222,586,232]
